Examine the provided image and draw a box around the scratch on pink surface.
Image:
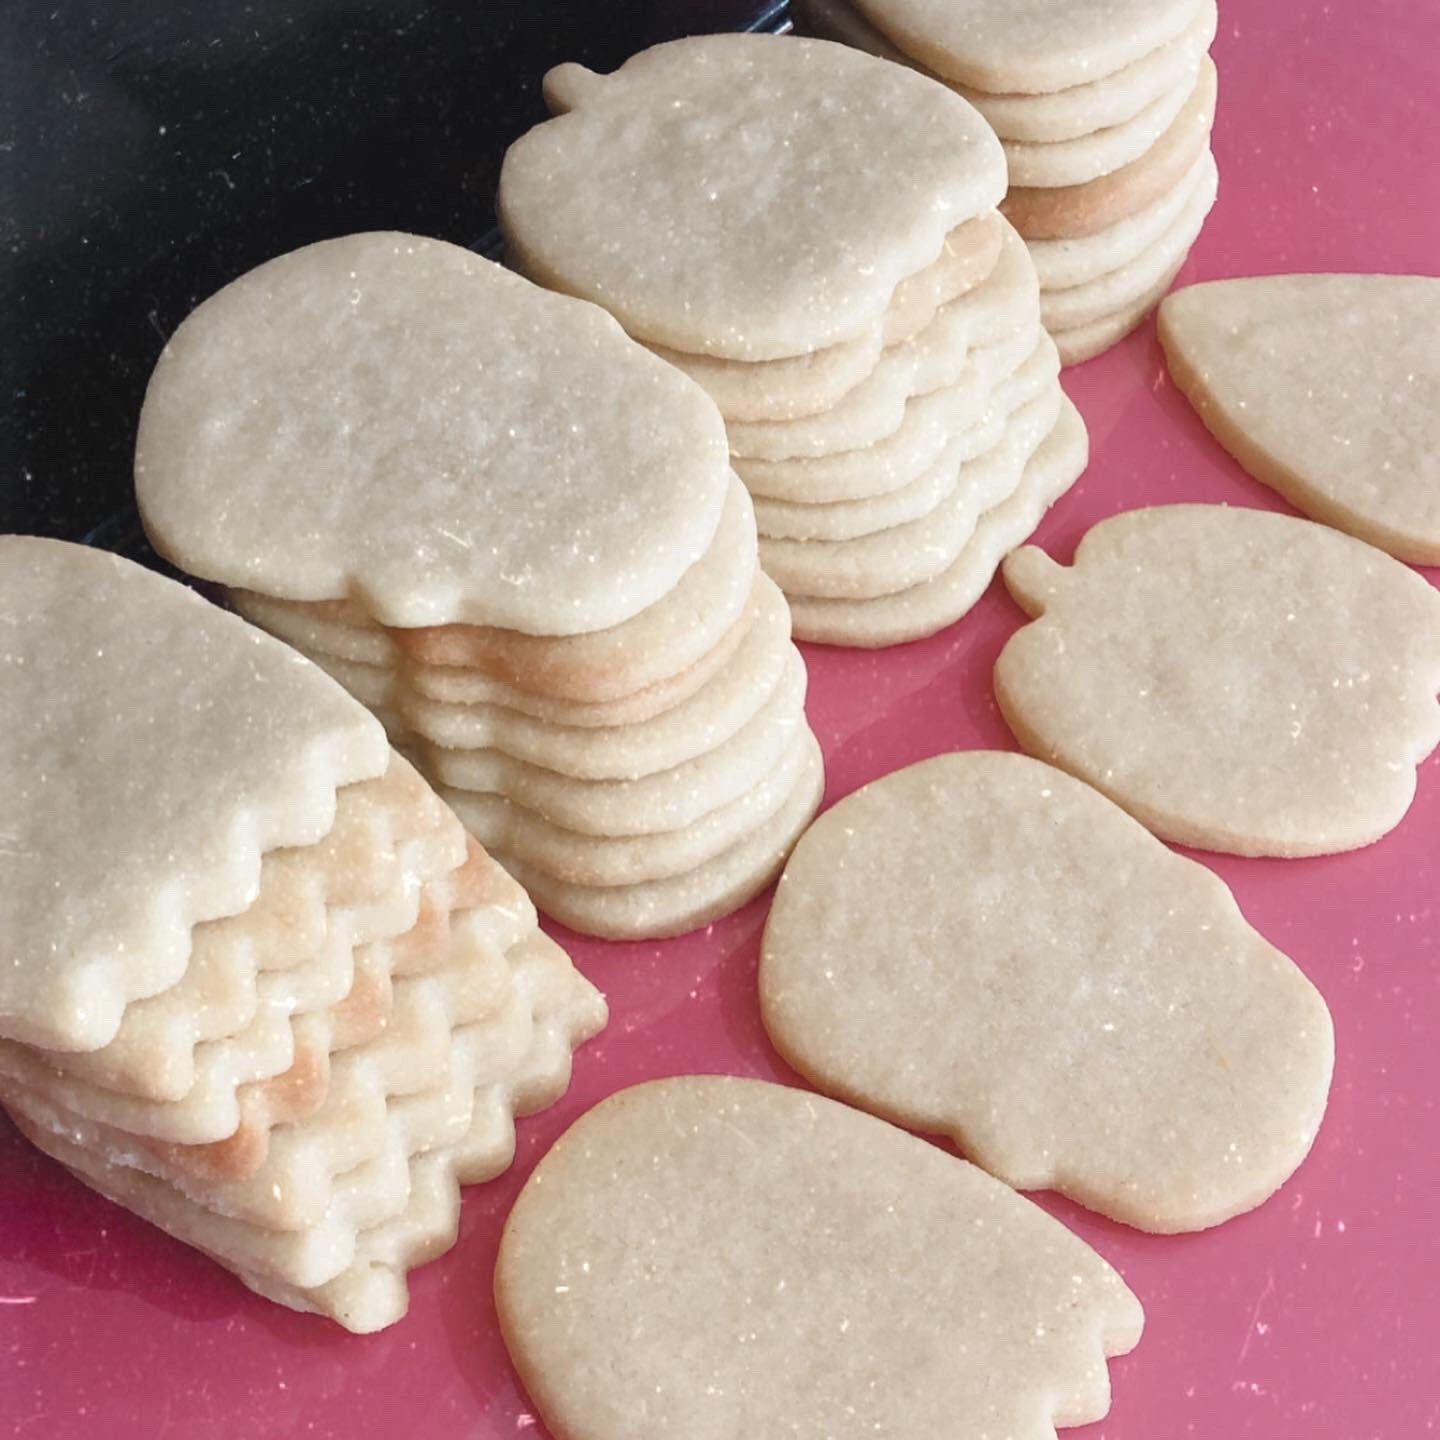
[1236,1270,1277,1364]
[0,1295,38,1305]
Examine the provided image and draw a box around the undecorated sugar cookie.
[994,504,1440,856]
[761,750,1334,1232]
[496,1075,1142,1440]
[1159,273,1440,565]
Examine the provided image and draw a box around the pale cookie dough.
[995,505,1440,855]
[1159,274,1440,565]
[492,745,825,939]
[797,0,1215,143]
[1039,156,1216,331]
[136,233,731,634]
[850,0,1204,94]
[954,0,1217,142]
[443,730,819,889]
[0,538,387,1053]
[1002,57,1216,241]
[761,751,1335,1232]
[760,386,1060,599]
[427,652,807,837]
[722,225,1040,461]
[230,477,759,705]
[751,333,1059,539]
[12,933,606,1332]
[406,578,793,781]
[496,1075,1143,1440]
[789,395,1087,646]
[1049,260,1190,365]
[1002,58,1200,189]
[649,214,1006,423]
[1030,149,1215,290]
[499,34,1005,359]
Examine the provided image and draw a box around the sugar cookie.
[996,505,1440,855]
[1160,273,1440,565]
[496,1075,1143,1440]
[761,751,1335,1231]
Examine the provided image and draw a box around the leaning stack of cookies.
[134,234,822,941]
[499,34,1087,648]
[0,537,606,1333]
[798,0,1219,364]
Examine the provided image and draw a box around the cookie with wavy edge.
[0,537,388,1054]
[7,930,606,1330]
[15,756,455,1102]
[3,902,529,1229]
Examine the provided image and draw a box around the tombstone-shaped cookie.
[496,1075,1142,1440]
[1159,274,1440,565]
[0,536,388,1052]
[761,751,1335,1231]
[994,505,1440,856]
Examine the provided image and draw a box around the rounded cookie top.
[496,1075,1142,1440]
[851,0,1206,94]
[498,34,1005,360]
[0,537,389,1053]
[1159,273,1440,566]
[995,504,1440,856]
[136,234,731,634]
[760,750,1334,1232]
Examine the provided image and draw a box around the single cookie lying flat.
[496,1075,1142,1440]
[1159,273,1440,565]
[994,505,1440,856]
[761,751,1335,1232]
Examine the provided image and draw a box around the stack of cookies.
[798,0,1220,364]
[499,34,1088,648]
[134,234,822,941]
[0,537,606,1333]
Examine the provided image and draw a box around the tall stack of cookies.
[798,0,1220,364]
[134,234,822,941]
[499,34,1087,648]
[0,538,606,1333]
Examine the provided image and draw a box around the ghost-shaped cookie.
[1159,274,1440,566]
[994,504,1440,856]
[761,751,1335,1232]
[496,1075,1142,1440]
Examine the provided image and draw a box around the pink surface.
[4,3,1439,1435]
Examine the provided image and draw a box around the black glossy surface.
[2,0,787,541]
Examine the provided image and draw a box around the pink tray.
[4,3,1437,1435]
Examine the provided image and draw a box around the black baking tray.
[2,0,790,554]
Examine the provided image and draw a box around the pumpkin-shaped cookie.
[994,504,1440,856]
